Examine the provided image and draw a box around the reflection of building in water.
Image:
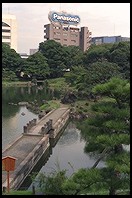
[28,86,31,94]
[20,87,24,94]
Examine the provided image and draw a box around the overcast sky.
[2,3,130,54]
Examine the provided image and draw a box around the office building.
[44,11,92,52]
[91,36,130,45]
[2,14,17,52]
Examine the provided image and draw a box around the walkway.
[2,106,70,189]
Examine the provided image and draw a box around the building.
[19,53,29,59]
[30,48,38,55]
[80,27,92,52]
[44,11,91,52]
[2,14,17,52]
[91,36,130,45]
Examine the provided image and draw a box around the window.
[53,26,60,29]
[54,38,60,41]
[2,36,11,39]
[71,40,76,43]
[54,32,60,35]
[2,22,10,27]
[2,29,11,33]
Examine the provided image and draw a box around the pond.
[2,85,105,189]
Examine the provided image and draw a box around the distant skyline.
[2,3,130,54]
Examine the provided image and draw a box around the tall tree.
[107,41,130,80]
[63,45,84,69]
[21,52,49,80]
[2,43,21,71]
[77,77,130,194]
[39,40,67,78]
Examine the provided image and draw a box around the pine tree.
[77,77,130,194]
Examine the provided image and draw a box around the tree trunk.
[109,187,116,195]
[92,148,108,169]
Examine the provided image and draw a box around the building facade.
[91,36,130,45]
[2,14,17,52]
[44,11,91,52]
[30,48,38,55]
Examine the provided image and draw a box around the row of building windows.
[2,29,11,33]
[53,26,79,32]
[54,38,77,42]
[2,36,11,39]
[54,32,78,37]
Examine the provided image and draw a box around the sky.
[2,3,130,54]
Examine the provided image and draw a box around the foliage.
[37,170,67,195]
[77,77,130,194]
[21,52,50,80]
[2,43,21,76]
[62,168,101,195]
[108,42,130,79]
[39,40,67,78]
[63,45,84,69]
[2,41,130,82]
[40,100,60,111]
[83,43,113,66]
[3,190,33,195]
[47,77,70,92]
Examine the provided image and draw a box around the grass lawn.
[3,190,33,195]
[40,100,61,111]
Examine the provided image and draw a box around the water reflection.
[2,85,61,149]
[2,85,105,191]
[2,106,38,149]
[58,122,80,146]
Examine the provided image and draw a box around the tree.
[37,170,67,195]
[77,77,130,194]
[64,61,121,96]
[62,168,101,195]
[2,43,21,72]
[63,45,84,69]
[107,41,130,80]
[21,52,50,80]
[77,61,120,91]
[39,40,67,78]
[83,42,130,80]
[83,43,113,67]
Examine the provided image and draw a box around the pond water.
[2,85,105,189]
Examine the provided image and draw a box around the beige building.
[44,23,91,52]
[2,14,17,52]
[30,48,38,55]
[44,11,91,52]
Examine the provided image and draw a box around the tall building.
[44,11,91,52]
[80,27,92,52]
[2,14,17,52]
[91,36,130,45]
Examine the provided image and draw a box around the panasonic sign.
[48,11,80,26]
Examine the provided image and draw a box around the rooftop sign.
[48,11,80,26]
